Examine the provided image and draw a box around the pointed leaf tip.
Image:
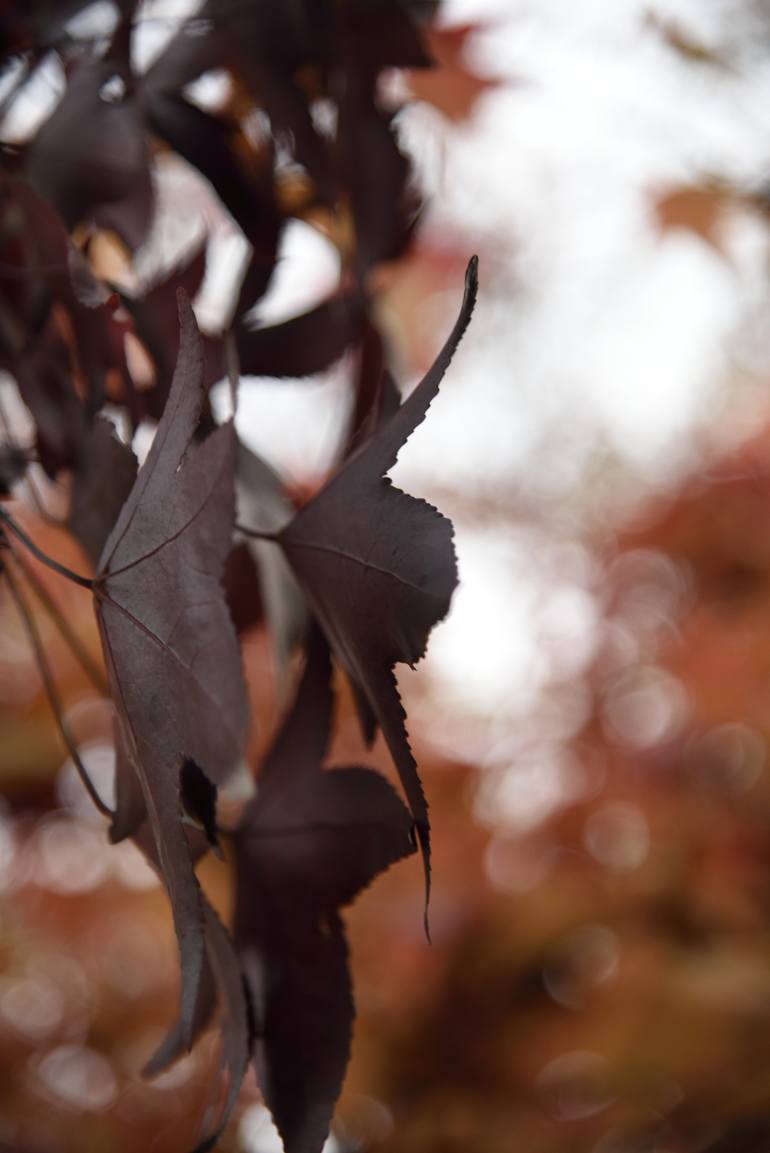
[467,253,479,293]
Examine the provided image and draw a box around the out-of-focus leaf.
[406,22,502,121]
[237,293,363,379]
[117,240,208,412]
[647,12,732,67]
[651,182,734,254]
[338,67,417,275]
[0,181,130,435]
[142,82,280,317]
[12,329,85,476]
[26,55,152,250]
[67,415,137,568]
[0,445,28,496]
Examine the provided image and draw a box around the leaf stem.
[0,509,93,589]
[1,556,113,820]
[234,521,278,543]
[8,540,108,694]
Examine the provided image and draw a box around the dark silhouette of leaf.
[242,919,352,1153]
[343,0,434,70]
[339,68,418,274]
[276,257,478,894]
[190,0,330,199]
[0,181,130,449]
[117,241,208,411]
[0,445,27,496]
[407,22,503,122]
[234,628,415,1153]
[223,541,264,635]
[180,758,221,858]
[67,416,138,567]
[237,293,363,379]
[142,81,280,317]
[12,329,85,476]
[132,822,251,1153]
[93,291,248,1044]
[26,53,152,250]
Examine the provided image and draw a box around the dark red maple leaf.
[92,291,249,1045]
[275,256,478,904]
[25,43,152,250]
[233,627,415,1153]
[131,821,251,1153]
[67,416,138,568]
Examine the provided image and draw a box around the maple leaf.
[0,445,28,496]
[237,292,364,379]
[142,59,281,318]
[92,291,249,1044]
[407,22,502,123]
[233,627,415,1153]
[67,416,138,568]
[275,256,478,900]
[651,181,738,256]
[132,821,251,1153]
[26,39,152,250]
[117,240,209,413]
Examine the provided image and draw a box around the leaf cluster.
[0,4,477,1150]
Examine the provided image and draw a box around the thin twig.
[1,555,112,820]
[224,329,240,414]
[0,509,93,589]
[9,539,107,694]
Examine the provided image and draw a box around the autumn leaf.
[26,46,153,250]
[234,627,415,1153]
[237,292,364,379]
[116,240,208,411]
[407,22,502,122]
[275,256,478,900]
[93,291,248,1044]
[132,822,251,1153]
[0,445,28,496]
[67,416,138,568]
[651,181,735,255]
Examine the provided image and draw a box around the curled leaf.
[93,292,248,1044]
[234,629,415,1153]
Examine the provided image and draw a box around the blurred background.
[2,1,770,1151]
